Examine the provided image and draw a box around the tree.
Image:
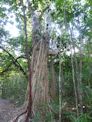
[0,0,92,122]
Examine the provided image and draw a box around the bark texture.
[31,39,49,121]
[30,10,49,121]
[50,59,57,99]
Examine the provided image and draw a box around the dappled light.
[0,0,92,122]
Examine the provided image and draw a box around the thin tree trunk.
[69,26,79,117]
[70,48,79,117]
[86,38,91,87]
[78,38,83,114]
[50,58,57,99]
[59,57,62,122]
[58,40,63,122]
[76,1,83,114]
[22,2,33,121]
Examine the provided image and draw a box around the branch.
[39,6,50,19]
[0,46,27,78]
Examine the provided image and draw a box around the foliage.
[0,72,27,106]
[0,0,92,121]
[69,113,92,122]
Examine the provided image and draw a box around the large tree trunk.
[12,9,50,122]
[31,39,49,121]
[30,9,49,121]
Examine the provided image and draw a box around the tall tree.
[13,0,51,121]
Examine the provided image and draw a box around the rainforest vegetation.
[0,0,92,122]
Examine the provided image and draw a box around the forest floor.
[0,99,16,122]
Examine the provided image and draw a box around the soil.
[0,99,16,122]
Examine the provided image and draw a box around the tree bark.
[11,1,50,121]
[49,58,57,99]
[30,8,50,122]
